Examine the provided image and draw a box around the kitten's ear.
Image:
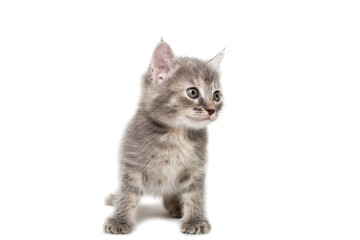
[150,41,178,83]
[209,48,225,70]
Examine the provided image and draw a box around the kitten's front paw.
[104,217,134,234]
[181,219,211,234]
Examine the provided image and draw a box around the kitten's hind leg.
[105,193,115,206]
[163,194,182,218]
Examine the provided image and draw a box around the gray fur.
[104,41,224,234]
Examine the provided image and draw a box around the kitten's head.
[141,41,224,129]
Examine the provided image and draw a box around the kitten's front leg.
[181,173,211,234]
[104,173,141,234]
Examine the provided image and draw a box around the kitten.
[104,41,224,234]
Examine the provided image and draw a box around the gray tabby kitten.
[104,41,224,234]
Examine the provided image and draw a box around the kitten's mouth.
[186,116,211,121]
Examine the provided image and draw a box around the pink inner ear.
[157,65,169,74]
[152,44,175,75]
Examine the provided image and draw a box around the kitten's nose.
[205,108,215,116]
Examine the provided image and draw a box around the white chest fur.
[141,130,196,196]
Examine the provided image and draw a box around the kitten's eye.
[213,91,221,101]
[186,88,198,99]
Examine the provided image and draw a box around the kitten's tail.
[105,193,115,206]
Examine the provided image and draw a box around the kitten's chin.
[174,116,213,129]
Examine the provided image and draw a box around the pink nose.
[205,108,215,116]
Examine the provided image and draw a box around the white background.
[0,0,359,239]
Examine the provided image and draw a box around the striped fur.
[104,41,224,234]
